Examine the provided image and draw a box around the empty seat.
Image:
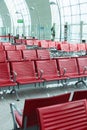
[58,43,70,52]
[48,41,56,48]
[69,43,77,52]
[0,62,17,87]
[72,90,87,101]
[11,61,43,85]
[7,50,23,61]
[10,93,70,129]
[0,45,4,50]
[39,40,49,48]
[22,50,37,60]
[4,45,16,51]
[57,58,79,78]
[16,45,26,50]
[77,43,86,51]
[0,51,7,62]
[2,42,11,45]
[37,99,87,130]
[36,60,65,81]
[37,49,50,60]
[26,40,34,45]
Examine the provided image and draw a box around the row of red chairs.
[58,43,87,52]
[1,57,87,99]
[0,44,26,51]
[10,90,87,130]
[0,49,50,62]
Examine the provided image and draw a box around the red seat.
[77,57,87,76]
[4,45,16,51]
[0,45,4,50]
[2,42,11,45]
[22,50,37,60]
[72,90,87,101]
[57,58,79,78]
[16,45,26,50]
[48,41,56,48]
[7,50,23,61]
[37,49,50,60]
[36,60,65,81]
[10,93,70,129]
[69,43,77,52]
[39,40,49,48]
[77,43,86,51]
[26,40,34,45]
[0,51,6,62]
[58,43,70,52]
[0,62,17,87]
[37,99,87,130]
[11,61,43,85]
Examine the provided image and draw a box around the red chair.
[16,45,26,50]
[0,45,4,50]
[22,50,37,60]
[72,90,87,101]
[11,61,43,86]
[0,62,17,88]
[2,42,11,45]
[77,43,86,51]
[10,93,70,130]
[37,49,50,60]
[58,43,70,52]
[7,50,23,61]
[26,40,34,46]
[4,45,16,51]
[39,40,49,48]
[0,51,7,62]
[69,43,77,52]
[37,99,87,130]
[48,41,56,48]
[36,60,66,82]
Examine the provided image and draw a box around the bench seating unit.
[37,99,87,130]
[10,93,70,130]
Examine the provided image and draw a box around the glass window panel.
[62,0,70,6]
[83,25,87,34]
[64,16,71,24]
[80,4,87,14]
[71,25,80,34]
[70,0,79,5]
[79,0,87,3]
[72,15,80,24]
[81,14,87,23]
[63,7,71,16]
[71,5,80,15]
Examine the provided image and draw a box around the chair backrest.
[26,40,33,45]
[48,41,56,48]
[39,40,49,48]
[0,51,6,62]
[0,45,4,50]
[22,50,37,60]
[7,50,22,61]
[77,57,87,74]
[77,43,86,51]
[16,45,26,50]
[0,62,11,80]
[59,43,70,52]
[36,60,58,78]
[69,43,77,52]
[72,90,87,101]
[57,58,78,76]
[37,49,50,60]
[11,61,36,79]
[22,93,70,127]
[4,45,16,51]
[37,99,87,130]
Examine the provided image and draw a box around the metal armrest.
[63,68,67,76]
[10,103,22,129]
[39,69,44,79]
[83,66,87,74]
[13,71,17,82]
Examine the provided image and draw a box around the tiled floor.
[0,85,86,130]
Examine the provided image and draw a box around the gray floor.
[0,84,86,130]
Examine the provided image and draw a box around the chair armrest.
[63,68,67,76]
[83,66,87,74]
[12,71,17,82]
[10,103,22,129]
